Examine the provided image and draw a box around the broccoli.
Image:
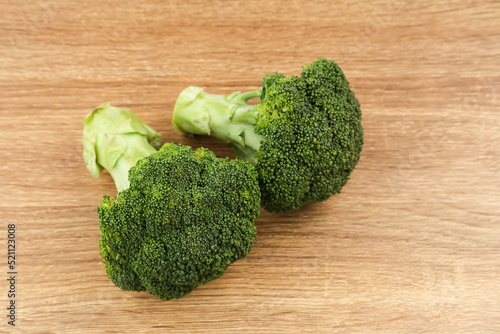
[83,103,260,300]
[172,58,364,213]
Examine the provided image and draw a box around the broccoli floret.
[83,103,260,300]
[172,58,363,213]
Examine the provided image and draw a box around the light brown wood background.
[0,0,499,333]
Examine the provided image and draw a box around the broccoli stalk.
[172,86,264,163]
[83,102,161,192]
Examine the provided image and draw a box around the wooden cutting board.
[1,0,499,332]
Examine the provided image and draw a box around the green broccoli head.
[172,58,363,213]
[83,104,260,300]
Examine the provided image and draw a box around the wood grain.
[1,0,499,332]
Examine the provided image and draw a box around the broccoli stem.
[172,86,264,163]
[83,103,161,193]
[106,135,157,192]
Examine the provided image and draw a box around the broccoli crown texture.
[98,144,260,300]
[172,58,364,213]
[83,104,260,300]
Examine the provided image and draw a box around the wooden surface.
[1,0,499,332]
